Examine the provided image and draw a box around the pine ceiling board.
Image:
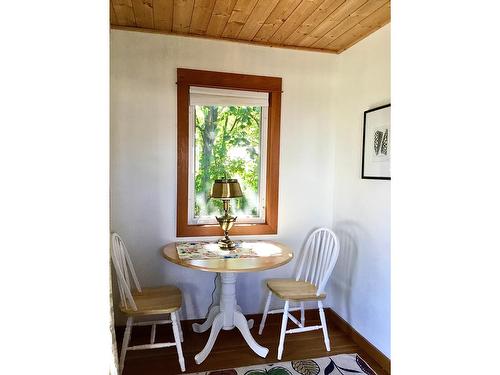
[172,0,195,33]
[252,0,303,42]
[112,0,137,26]
[153,0,174,31]
[111,2,119,24]
[205,0,238,37]
[313,0,386,48]
[296,0,367,47]
[237,0,281,41]
[189,0,217,34]
[110,0,390,53]
[222,0,260,38]
[268,0,325,44]
[328,1,390,52]
[131,0,154,28]
[283,0,344,45]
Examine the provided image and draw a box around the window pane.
[194,105,262,220]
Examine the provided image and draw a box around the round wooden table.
[162,241,293,364]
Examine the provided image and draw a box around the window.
[177,69,282,237]
[189,87,268,225]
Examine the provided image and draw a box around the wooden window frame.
[177,68,281,237]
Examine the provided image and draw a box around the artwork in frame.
[362,104,391,180]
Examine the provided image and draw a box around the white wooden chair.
[111,233,185,373]
[258,228,340,360]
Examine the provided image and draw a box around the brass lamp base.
[216,199,237,251]
[218,237,236,250]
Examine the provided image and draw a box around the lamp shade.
[211,179,243,199]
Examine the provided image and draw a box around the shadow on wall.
[291,226,320,277]
[156,245,222,321]
[330,221,363,323]
[264,227,342,312]
[258,228,320,312]
[174,280,204,320]
[296,227,325,311]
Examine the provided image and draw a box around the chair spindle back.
[295,228,340,295]
[111,233,142,310]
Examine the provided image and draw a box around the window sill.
[176,222,277,237]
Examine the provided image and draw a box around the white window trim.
[187,101,268,226]
[189,86,269,107]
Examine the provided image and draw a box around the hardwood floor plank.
[116,310,388,375]
[327,309,391,373]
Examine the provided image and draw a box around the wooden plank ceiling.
[110,0,390,54]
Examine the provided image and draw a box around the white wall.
[110,30,337,322]
[110,25,390,357]
[329,25,391,357]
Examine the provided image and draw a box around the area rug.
[187,354,377,375]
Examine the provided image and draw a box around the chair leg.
[318,300,330,351]
[150,323,156,344]
[300,302,305,327]
[277,300,289,360]
[259,291,272,335]
[171,311,186,372]
[176,311,184,343]
[119,316,133,374]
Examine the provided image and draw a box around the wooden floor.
[116,310,388,375]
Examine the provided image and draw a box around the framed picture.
[362,104,391,180]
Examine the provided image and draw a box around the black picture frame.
[362,104,391,180]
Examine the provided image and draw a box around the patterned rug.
[188,354,377,375]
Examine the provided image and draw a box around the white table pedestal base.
[193,272,268,364]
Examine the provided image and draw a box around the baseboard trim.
[326,309,390,374]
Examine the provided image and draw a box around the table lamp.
[211,178,243,250]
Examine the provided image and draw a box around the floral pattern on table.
[176,241,283,260]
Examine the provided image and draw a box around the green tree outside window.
[194,105,262,218]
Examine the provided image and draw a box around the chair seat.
[120,285,182,316]
[266,278,326,301]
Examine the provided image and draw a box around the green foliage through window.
[194,105,262,218]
